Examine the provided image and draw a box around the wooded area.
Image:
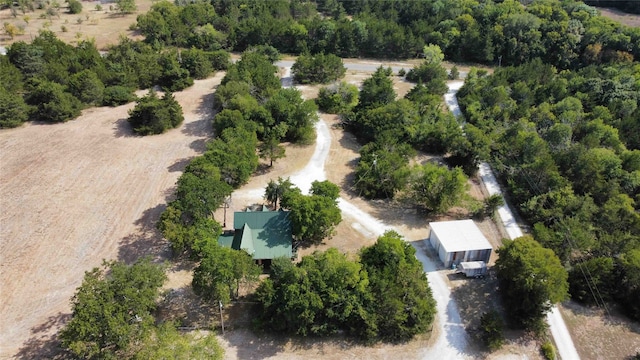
[457,58,640,322]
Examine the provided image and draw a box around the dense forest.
[4,0,640,128]
[457,59,640,320]
[133,0,640,66]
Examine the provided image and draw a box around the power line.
[499,150,611,316]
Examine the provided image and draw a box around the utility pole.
[219,300,225,335]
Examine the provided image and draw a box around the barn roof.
[429,219,492,253]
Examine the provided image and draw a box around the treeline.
[158,49,319,259]
[136,0,639,69]
[457,59,640,320]
[0,31,229,128]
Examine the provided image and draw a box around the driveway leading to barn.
[444,77,581,360]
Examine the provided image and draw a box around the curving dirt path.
[0,74,224,359]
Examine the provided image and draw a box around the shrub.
[406,61,449,96]
[26,81,82,123]
[449,65,459,80]
[478,311,504,351]
[67,0,82,14]
[103,86,136,106]
[46,7,58,18]
[68,70,104,105]
[292,53,346,84]
[0,88,30,128]
[208,50,230,70]
[316,81,359,114]
[127,91,184,135]
[181,48,213,79]
[541,341,556,360]
[398,68,406,77]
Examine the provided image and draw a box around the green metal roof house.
[218,208,294,262]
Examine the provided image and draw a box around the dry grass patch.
[0,0,154,49]
[596,7,640,28]
[560,301,640,360]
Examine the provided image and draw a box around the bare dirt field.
[596,7,640,28]
[0,0,153,50]
[0,72,224,359]
[560,301,640,359]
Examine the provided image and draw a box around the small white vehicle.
[456,261,487,278]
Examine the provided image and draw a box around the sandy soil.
[0,72,224,359]
[560,301,640,359]
[0,0,153,50]
[596,7,640,28]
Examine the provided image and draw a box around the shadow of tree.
[336,128,362,195]
[254,163,274,176]
[168,157,192,173]
[195,89,215,120]
[112,117,136,138]
[184,92,216,152]
[118,203,171,264]
[448,267,542,355]
[221,329,288,360]
[158,285,218,329]
[14,313,71,360]
[182,119,211,139]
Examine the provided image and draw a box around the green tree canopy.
[405,61,448,96]
[264,177,295,210]
[258,129,286,167]
[355,66,395,111]
[68,69,104,105]
[256,232,436,342]
[134,322,224,360]
[222,51,280,100]
[359,231,437,342]
[0,87,29,128]
[67,0,82,14]
[127,90,184,135]
[265,87,318,144]
[203,126,258,187]
[26,80,81,123]
[280,181,342,244]
[405,162,469,214]
[180,48,214,79]
[255,249,372,337]
[192,242,261,304]
[495,236,569,330]
[316,81,359,114]
[292,53,346,84]
[354,140,414,199]
[60,258,167,359]
[116,0,136,14]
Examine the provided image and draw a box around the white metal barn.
[429,219,492,268]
